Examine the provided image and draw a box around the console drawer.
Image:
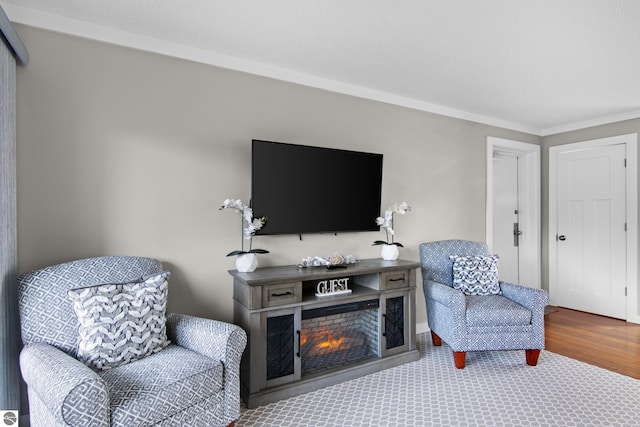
[381,271,409,289]
[262,282,302,307]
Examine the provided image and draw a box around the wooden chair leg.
[526,349,541,366]
[226,422,236,427]
[453,351,466,369]
[430,330,442,346]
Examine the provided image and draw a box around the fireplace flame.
[301,329,365,357]
[316,336,346,350]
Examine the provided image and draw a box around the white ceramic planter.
[236,253,258,272]
[380,244,399,261]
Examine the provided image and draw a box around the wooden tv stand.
[230,258,421,408]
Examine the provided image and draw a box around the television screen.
[251,140,383,235]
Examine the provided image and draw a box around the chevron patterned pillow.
[68,271,171,370]
[449,255,501,296]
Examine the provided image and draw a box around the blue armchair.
[419,240,549,369]
[17,256,246,427]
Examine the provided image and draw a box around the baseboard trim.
[416,321,430,335]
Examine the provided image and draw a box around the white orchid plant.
[373,202,412,247]
[220,198,269,257]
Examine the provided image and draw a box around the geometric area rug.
[238,332,640,426]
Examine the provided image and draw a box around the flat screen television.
[251,140,383,235]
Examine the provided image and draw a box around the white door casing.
[549,133,638,323]
[492,152,519,284]
[486,137,541,289]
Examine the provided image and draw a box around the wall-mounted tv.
[251,140,383,235]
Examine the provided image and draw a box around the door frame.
[549,133,638,323]
[486,137,541,288]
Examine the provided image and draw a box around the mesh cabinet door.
[266,313,296,380]
[384,295,405,351]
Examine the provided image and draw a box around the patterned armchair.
[17,256,246,427]
[419,240,549,369]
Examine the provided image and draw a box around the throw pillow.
[449,255,501,296]
[67,271,171,370]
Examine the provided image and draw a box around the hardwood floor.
[544,306,640,380]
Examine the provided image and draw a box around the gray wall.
[14,24,540,330]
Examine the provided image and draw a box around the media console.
[230,258,421,408]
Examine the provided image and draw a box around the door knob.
[558,235,566,241]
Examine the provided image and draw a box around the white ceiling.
[2,0,640,135]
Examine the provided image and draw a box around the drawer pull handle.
[271,291,293,297]
[389,277,405,282]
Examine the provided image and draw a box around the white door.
[555,144,627,318]
[492,152,519,284]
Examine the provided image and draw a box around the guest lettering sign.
[315,277,352,297]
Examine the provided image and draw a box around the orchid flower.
[220,198,269,256]
[373,202,411,247]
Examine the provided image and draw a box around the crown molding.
[542,109,640,136]
[4,2,639,137]
[2,3,544,136]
